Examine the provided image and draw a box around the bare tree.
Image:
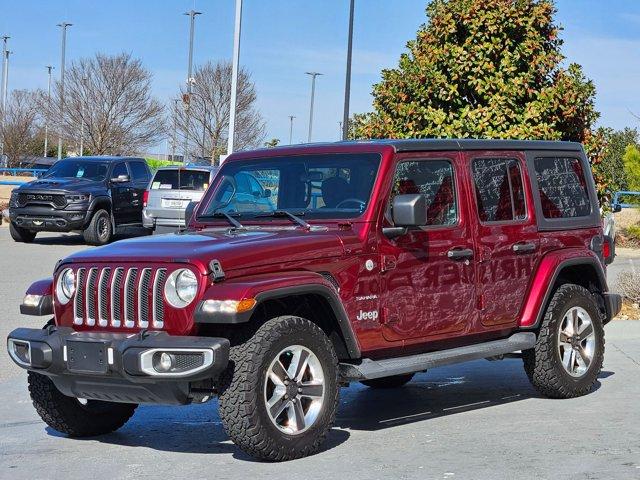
[175,61,266,165]
[43,53,165,155]
[1,90,43,166]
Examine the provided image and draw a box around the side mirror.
[612,203,622,213]
[184,201,199,227]
[383,194,427,239]
[111,174,130,183]
[262,188,271,198]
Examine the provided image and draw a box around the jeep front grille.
[73,266,168,329]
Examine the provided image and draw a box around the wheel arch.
[87,196,114,229]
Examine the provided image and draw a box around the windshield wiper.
[256,210,311,230]
[198,210,244,229]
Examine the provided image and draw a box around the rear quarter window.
[534,157,591,219]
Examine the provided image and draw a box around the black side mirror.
[111,174,130,183]
[184,201,199,227]
[612,203,622,213]
[383,194,427,239]
[262,188,271,198]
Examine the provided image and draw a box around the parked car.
[611,190,640,210]
[8,156,151,245]
[143,166,218,233]
[7,139,620,461]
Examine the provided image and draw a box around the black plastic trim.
[20,295,53,316]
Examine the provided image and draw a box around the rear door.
[148,169,211,224]
[465,151,540,327]
[128,160,151,224]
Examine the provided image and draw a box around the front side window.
[44,160,109,181]
[472,158,526,222]
[199,153,380,220]
[111,163,128,179]
[390,160,457,226]
[534,157,591,219]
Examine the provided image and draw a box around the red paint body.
[39,142,608,359]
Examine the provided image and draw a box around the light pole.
[288,115,296,145]
[172,98,179,162]
[305,72,322,143]
[0,36,8,113]
[183,10,201,165]
[227,0,243,156]
[338,121,343,140]
[0,36,9,159]
[57,22,72,160]
[79,76,87,156]
[1,50,10,112]
[44,65,54,157]
[342,0,355,141]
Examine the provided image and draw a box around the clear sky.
[1,0,639,151]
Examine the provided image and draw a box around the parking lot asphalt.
[1,227,639,479]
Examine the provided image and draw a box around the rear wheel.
[361,373,415,389]
[28,371,137,436]
[523,284,604,399]
[10,222,36,243]
[218,316,339,461]
[83,209,112,245]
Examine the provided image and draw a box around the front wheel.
[523,284,604,399]
[83,209,112,245]
[28,371,137,436]
[10,222,36,243]
[218,316,339,461]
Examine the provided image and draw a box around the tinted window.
[44,160,109,181]
[534,157,591,218]
[472,158,526,222]
[151,170,211,191]
[200,154,380,220]
[390,160,457,226]
[111,163,128,179]
[129,162,150,182]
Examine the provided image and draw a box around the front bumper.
[10,206,90,232]
[7,326,229,405]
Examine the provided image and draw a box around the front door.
[110,162,135,225]
[380,152,477,341]
[465,152,540,327]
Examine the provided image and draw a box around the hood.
[18,177,105,193]
[64,228,347,273]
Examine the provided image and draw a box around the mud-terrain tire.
[523,284,604,399]
[361,373,415,389]
[28,371,137,436]
[10,222,36,243]
[218,316,339,461]
[82,209,112,245]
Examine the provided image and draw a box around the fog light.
[23,294,41,307]
[8,339,31,367]
[153,352,174,373]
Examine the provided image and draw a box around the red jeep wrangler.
[7,139,620,461]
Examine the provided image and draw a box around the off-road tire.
[10,222,36,243]
[361,373,415,389]
[523,284,604,399]
[82,209,112,245]
[28,371,137,436]
[218,316,339,461]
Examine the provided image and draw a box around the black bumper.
[604,292,622,324]
[7,327,230,405]
[9,206,90,232]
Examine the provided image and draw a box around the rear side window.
[534,157,591,219]
[391,160,457,226]
[151,170,211,191]
[129,162,150,182]
[472,158,526,222]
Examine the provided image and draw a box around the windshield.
[151,169,212,191]
[44,159,109,181]
[199,153,380,221]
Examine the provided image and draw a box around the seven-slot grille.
[73,266,168,329]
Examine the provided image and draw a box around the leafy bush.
[145,158,182,171]
[617,270,640,304]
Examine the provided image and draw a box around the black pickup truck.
[8,156,151,245]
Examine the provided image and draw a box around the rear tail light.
[143,190,149,207]
[603,235,615,265]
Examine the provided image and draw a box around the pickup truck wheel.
[218,316,339,461]
[361,373,415,389]
[83,209,112,245]
[10,222,36,243]
[27,371,137,436]
[523,284,604,399]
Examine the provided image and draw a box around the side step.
[340,332,536,381]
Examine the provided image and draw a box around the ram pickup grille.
[17,192,66,208]
[73,266,167,329]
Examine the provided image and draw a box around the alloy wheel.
[557,306,596,377]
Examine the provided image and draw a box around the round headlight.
[164,268,198,308]
[56,268,75,304]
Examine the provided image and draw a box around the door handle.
[447,247,474,261]
[512,242,537,254]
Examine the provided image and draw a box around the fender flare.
[519,255,607,329]
[21,278,54,316]
[86,196,114,228]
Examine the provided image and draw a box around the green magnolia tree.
[623,145,640,191]
[353,0,606,193]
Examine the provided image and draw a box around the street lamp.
[0,37,9,159]
[227,0,243,156]
[44,66,54,157]
[183,10,201,164]
[305,72,322,143]
[288,115,296,145]
[57,22,72,160]
[342,0,355,141]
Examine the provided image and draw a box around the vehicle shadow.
[31,228,150,246]
[60,359,614,458]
